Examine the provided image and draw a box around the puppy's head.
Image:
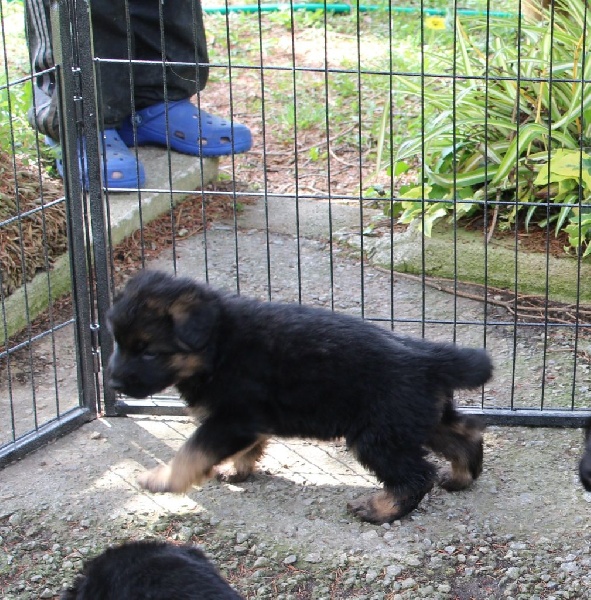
[107,270,220,398]
[579,417,591,491]
[61,540,244,599]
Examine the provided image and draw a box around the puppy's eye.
[142,351,159,361]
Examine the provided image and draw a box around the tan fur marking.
[221,437,269,482]
[440,464,474,490]
[188,404,211,422]
[367,489,402,519]
[347,490,403,524]
[232,436,269,479]
[169,353,205,379]
[169,294,200,322]
[144,297,171,316]
[448,420,484,443]
[436,423,483,490]
[137,443,216,494]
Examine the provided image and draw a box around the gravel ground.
[1,418,591,599]
[2,197,591,599]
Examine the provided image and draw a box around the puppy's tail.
[432,346,493,390]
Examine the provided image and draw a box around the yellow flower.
[425,16,446,30]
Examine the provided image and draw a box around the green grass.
[205,0,591,261]
[1,0,522,179]
[204,1,521,193]
[0,1,49,162]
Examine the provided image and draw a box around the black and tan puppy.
[61,540,243,599]
[108,270,493,523]
[579,417,591,491]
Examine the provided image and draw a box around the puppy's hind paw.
[438,467,474,492]
[347,485,432,524]
[347,491,406,524]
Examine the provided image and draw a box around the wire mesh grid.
[0,0,100,466]
[2,0,591,467]
[101,0,591,423]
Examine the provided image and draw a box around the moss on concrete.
[338,222,591,305]
[1,253,72,347]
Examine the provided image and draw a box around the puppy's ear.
[169,292,219,352]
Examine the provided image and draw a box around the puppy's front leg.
[138,418,259,494]
[137,441,216,494]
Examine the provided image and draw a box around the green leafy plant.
[0,77,38,161]
[385,0,591,256]
[534,148,591,256]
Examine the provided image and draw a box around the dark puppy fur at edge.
[579,417,591,491]
[61,540,243,599]
[108,270,494,524]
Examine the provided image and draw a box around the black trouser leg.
[93,0,209,125]
[26,0,210,133]
[25,0,60,138]
[128,0,209,109]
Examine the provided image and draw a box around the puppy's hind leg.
[578,417,591,491]
[217,436,270,483]
[347,436,436,524]
[138,417,260,494]
[427,403,485,492]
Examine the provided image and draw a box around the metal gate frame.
[0,0,99,468]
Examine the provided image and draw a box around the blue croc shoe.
[118,99,252,157]
[47,129,146,189]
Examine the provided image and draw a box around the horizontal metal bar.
[98,58,580,87]
[112,398,188,417]
[0,407,94,469]
[113,399,591,428]
[0,319,76,361]
[460,407,591,428]
[0,196,66,229]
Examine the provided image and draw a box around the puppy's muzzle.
[107,344,126,392]
[108,376,127,392]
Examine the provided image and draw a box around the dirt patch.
[464,211,572,260]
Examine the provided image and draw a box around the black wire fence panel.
[2,0,591,468]
[0,0,98,466]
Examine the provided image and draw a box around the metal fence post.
[67,0,118,415]
[51,0,103,417]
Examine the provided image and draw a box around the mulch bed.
[1,177,257,357]
[0,152,65,298]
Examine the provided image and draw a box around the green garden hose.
[202,4,517,18]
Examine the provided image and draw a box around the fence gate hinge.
[90,323,101,374]
[71,67,85,124]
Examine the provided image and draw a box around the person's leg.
[25,0,145,188]
[117,0,252,157]
[91,0,138,127]
[26,0,136,134]
[128,0,209,108]
[25,0,59,140]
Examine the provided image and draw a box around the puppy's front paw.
[137,464,187,494]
